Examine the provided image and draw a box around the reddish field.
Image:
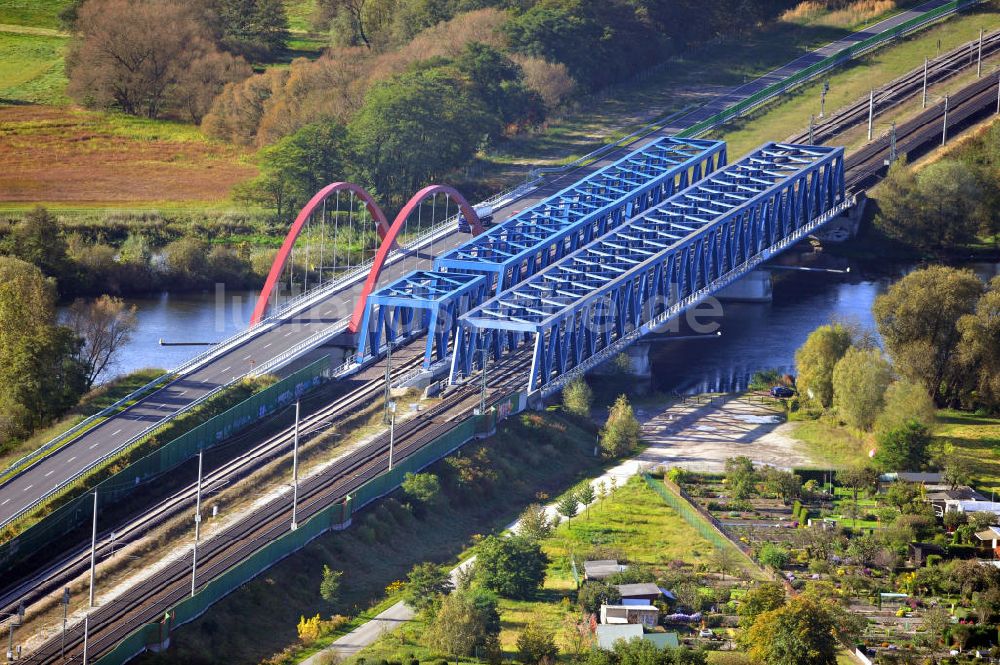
[0,105,256,204]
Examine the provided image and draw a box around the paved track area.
[0,0,955,525]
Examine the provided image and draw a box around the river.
[69,263,999,390]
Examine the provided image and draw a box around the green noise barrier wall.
[96,391,527,665]
[0,357,330,572]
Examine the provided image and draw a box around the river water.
[68,263,999,390]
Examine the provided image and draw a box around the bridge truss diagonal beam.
[356,270,488,368]
[434,137,727,294]
[451,142,847,393]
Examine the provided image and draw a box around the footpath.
[303,393,816,663]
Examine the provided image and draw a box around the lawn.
[714,4,1000,159]
[791,418,871,468]
[0,0,68,29]
[933,409,1000,495]
[0,31,68,105]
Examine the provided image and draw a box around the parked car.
[770,385,795,398]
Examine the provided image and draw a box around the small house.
[975,526,1000,558]
[585,559,627,581]
[600,603,659,627]
[595,624,644,649]
[957,501,1000,518]
[615,583,663,604]
[908,542,946,567]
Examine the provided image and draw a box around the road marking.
[90,442,100,450]
[22,485,32,492]
[111,428,122,436]
[242,354,252,360]
[44,470,54,477]
[68,456,77,463]
[177,390,187,396]
[284,331,293,337]
[262,343,272,349]
[0,499,8,506]
[220,366,231,374]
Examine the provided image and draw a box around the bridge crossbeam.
[356,270,488,368]
[451,143,846,393]
[435,137,727,294]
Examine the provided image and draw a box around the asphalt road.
[0,0,959,526]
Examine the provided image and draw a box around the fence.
[95,391,528,665]
[677,0,981,139]
[0,358,330,573]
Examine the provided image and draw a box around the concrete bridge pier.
[593,342,652,393]
[715,269,773,303]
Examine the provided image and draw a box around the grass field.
[0,105,256,203]
[0,0,68,29]
[791,418,871,468]
[933,409,1000,495]
[0,31,67,105]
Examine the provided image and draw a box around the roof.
[959,501,1000,514]
[596,624,644,649]
[602,604,659,612]
[585,560,626,578]
[616,583,663,598]
[975,526,1000,541]
[882,472,944,483]
[644,633,680,649]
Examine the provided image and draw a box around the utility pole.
[922,57,928,108]
[867,89,874,141]
[383,340,393,424]
[61,588,69,659]
[889,122,897,165]
[942,95,949,146]
[291,401,300,531]
[388,401,396,470]
[7,604,23,663]
[820,80,829,118]
[808,114,815,144]
[978,28,984,78]
[82,614,89,665]
[88,492,97,608]
[479,346,488,414]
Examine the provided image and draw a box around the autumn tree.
[873,266,983,405]
[65,295,139,390]
[874,378,936,436]
[66,0,250,119]
[562,375,593,418]
[831,346,892,431]
[424,588,501,660]
[600,394,641,457]
[794,323,853,408]
[957,275,1000,413]
[211,0,290,60]
[745,597,838,665]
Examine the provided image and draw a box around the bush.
[475,535,549,600]
[515,624,558,665]
[758,543,790,570]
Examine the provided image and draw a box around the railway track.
[0,351,426,631]
[21,354,529,664]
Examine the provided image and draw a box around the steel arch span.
[250,182,390,326]
[347,184,484,333]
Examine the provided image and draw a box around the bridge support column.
[593,343,652,393]
[715,270,773,303]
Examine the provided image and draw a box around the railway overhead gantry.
[435,137,727,293]
[451,142,848,394]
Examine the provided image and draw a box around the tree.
[403,562,452,614]
[516,624,558,665]
[562,375,594,418]
[745,597,838,665]
[600,394,641,457]
[831,346,892,431]
[556,493,579,524]
[401,472,441,505]
[943,454,975,490]
[873,266,983,405]
[0,257,87,441]
[794,323,853,408]
[455,42,543,131]
[212,0,290,60]
[346,67,493,208]
[164,237,211,288]
[2,207,70,284]
[725,456,756,500]
[875,159,986,256]
[710,547,739,581]
[424,588,501,660]
[883,481,923,514]
[240,121,347,215]
[957,275,1000,413]
[757,543,789,571]
[873,421,930,471]
[577,581,621,613]
[319,565,342,604]
[836,466,878,504]
[475,535,549,600]
[737,582,786,628]
[518,504,553,541]
[65,0,250,119]
[874,378,936,435]
[577,484,596,516]
[65,296,139,390]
